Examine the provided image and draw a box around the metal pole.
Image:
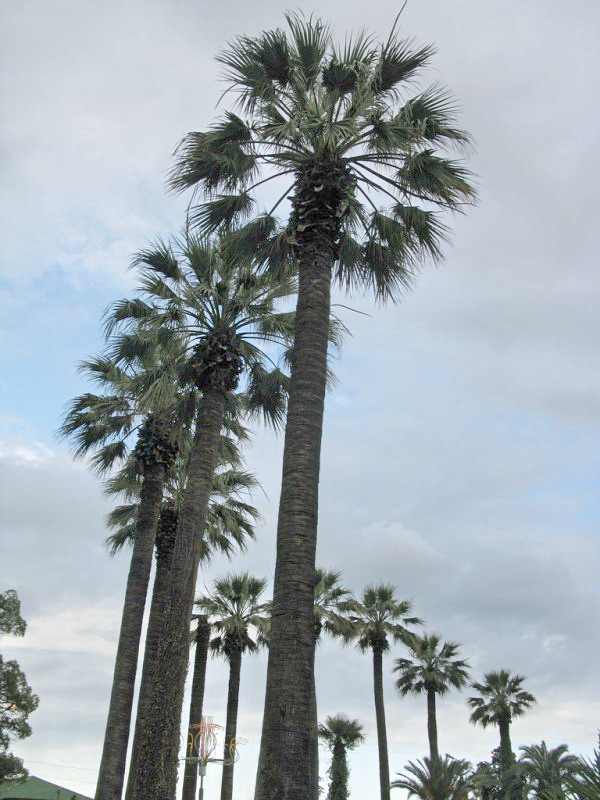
[198,763,207,800]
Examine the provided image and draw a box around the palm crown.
[345,584,422,652]
[171,13,475,296]
[318,714,365,752]
[394,633,470,696]
[197,573,270,658]
[468,669,536,727]
[313,568,353,641]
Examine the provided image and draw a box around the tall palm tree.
[59,341,186,800]
[519,741,579,799]
[309,569,353,798]
[318,714,365,800]
[170,16,474,797]
[468,670,536,775]
[391,755,472,800]
[393,633,470,761]
[109,231,293,800]
[344,585,422,800]
[196,573,270,800]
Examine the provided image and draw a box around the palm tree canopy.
[344,584,422,652]
[394,633,470,696]
[468,669,536,728]
[318,714,365,752]
[313,568,353,641]
[104,230,296,423]
[519,741,580,797]
[170,12,475,299]
[196,572,270,657]
[391,755,472,800]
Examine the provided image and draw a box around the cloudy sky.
[1,1,599,798]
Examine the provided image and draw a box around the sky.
[1,1,599,798]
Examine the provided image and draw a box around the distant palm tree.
[344,585,422,800]
[394,633,470,761]
[170,13,475,796]
[319,714,365,800]
[197,573,270,800]
[519,741,579,799]
[391,755,472,800]
[310,569,353,797]
[468,670,536,774]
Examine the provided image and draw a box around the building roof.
[0,776,93,800]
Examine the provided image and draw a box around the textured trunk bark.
[124,509,177,800]
[95,460,166,800]
[220,646,242,800]
[182,617,211,800]
[254,246,332,800]
[426,688,439,762]
[329,741,349,800]
[129,390,226,800]
[373,647,390,800]
[498,715,514,772]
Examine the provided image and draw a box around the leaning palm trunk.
[95,454,167,800]
[427,688,439,762]
[255,161,351,800]
[124,506,177,800]
[129,390,226,800]
[182,616,211,800]
[373,647,391,800]
[220,646,242,800]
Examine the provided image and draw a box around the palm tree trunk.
[373,646,390,800]
[95,459,166,800]
[124,507,177,800]
[182,617,211,800]
[129,390,226,800]
[498,715,515,772]
[426,688,439,762]
[220,646,242,800]
[255,160,346,800]
[329,740,349,800]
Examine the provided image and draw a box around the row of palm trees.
[57,12,483,800]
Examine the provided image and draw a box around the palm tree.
[170,16,474,796]
[318,714,365,800]
[569,733,600,800]
[391,755,472,800]
[59,341,185,800]
[393,633,470,761]
[468,670,536,775]
[196,573,270,800]
[109,231,293,800]
[310,569,353,797]
[344,585,422,800]
[519,741,579,799]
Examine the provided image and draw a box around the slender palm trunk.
[220,646,242,800]
[498,715,514,772]
[129,390,226,800]
[95,460,166,800]
[124,507,177,800]
[182,616,211,800]
[373,647,390,800]
[255,159,349,800]
[426,688,439,762]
